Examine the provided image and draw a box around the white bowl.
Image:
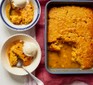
[0,0,41,31]
[1,34,41,76]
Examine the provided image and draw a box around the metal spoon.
[16,59,44,85]
[8,0,13,15]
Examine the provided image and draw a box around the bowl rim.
[0,0,41,31]
[0,34,41,76]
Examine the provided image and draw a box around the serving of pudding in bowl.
[7,40,37,67]
[1,34,41,75]
[0,0,41,31]
[6,2,34,25]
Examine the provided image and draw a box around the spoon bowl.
[16,59,44,85]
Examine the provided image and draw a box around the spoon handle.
[22,67,44,85]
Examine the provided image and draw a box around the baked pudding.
[48,6,93,69]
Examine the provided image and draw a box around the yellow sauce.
[48,44,80,68]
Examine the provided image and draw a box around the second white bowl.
[1,34,41,75]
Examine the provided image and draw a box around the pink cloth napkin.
[31,0,93,85]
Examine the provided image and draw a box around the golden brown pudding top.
[48,6,93,69]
